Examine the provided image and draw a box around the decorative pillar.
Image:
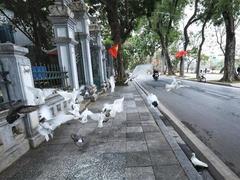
[89,18,106,91]
[102,47,108,82]
[0,43,38,151]
[48,0,79,90]
[69,0,97,99]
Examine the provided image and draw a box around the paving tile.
[126,166,155,180]
[144,132,165,141]
[126,141,148,152]
[126,132,145,141]
[126,121,142,127]
[127,126,143,133]
[126,113,140,121]
[150,150,179,165]
[146,140,171,152]
[108,141,127,153]
[142,124,160,132]
[153,164,188,180]
[126,108,138,113]
[125,151,152,167]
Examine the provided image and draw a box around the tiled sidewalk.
[0,84,189,180]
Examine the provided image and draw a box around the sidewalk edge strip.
[134,80,240,180]
[134,81,202,180]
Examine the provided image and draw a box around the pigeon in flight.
[109,76,115,93]
[27,87,57,104]
[191,153,208,168]
[79,108,106,128]
[165,78,189,92]
[6,104,39,124]
[102,97,124,118]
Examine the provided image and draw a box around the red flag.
[175,50,187,59]
[108,44,119,59]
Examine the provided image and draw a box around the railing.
[32,64,68,89]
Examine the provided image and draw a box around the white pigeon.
[27,87,56,104]
[57,89,82,104]
[37,125,53,141]
[39,105,53,121]
[165,78,189,92]
[191,153,208,168]
[102,97,124,117]
[37,105,76,141]
[109,76,115,93]
[68,103,81,119]
[79,108,105,128]
[147,93,159,108]
[79,108,91,123]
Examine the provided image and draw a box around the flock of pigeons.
[6,76,124,143]
[5,74,208,169]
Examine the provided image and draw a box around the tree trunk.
[117,43,125,82]
[180,57,184,76]
[221,10,237,82]
[158,32,174,75]
[195,3,213,79]
[162,47,175,75]
[187,63,190,73]
[181,0,200,77]
[105,0,125,83]
[196,19,207,79]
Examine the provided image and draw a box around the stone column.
[89,18,106,91]
[0,43,39,148]
[48,0,79,90]
[69,1,97,99]
[102,47,108,82]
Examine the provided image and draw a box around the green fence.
[32,64,68,89]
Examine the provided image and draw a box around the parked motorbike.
[198,74,206,82]
[152,71,159,81]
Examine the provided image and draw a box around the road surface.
[138,76,240,177]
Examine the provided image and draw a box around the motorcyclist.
[152,69,159,80]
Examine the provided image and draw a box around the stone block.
[126,141,148,152]
[126,166,155,180]
[153,164,188,180]
[126,151,152,167]
[126,132,145,141]
[127,126,143,133]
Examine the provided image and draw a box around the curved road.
[139,76,240,177]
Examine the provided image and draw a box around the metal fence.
[32,63,68,89]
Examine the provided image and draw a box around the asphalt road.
[138,75,240,177]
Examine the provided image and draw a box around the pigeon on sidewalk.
[147,93,159,108]
[71,133,84,147]
[191,153,208,168]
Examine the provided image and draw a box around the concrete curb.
[157,103,239,180]
[182,78,240,89]
[133,82,202,180]
[134,81,240,180]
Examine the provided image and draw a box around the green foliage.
[1,0,54,49]
[103,37,113,48]
[87,0,157,43]
[123,24,160,70]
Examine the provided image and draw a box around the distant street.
[139,75,240,176]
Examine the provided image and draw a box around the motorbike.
[198,74,206,82]
[152,71,159,81]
